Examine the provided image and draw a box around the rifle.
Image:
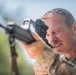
[0,18,50,75]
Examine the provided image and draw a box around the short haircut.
[42,8,75,28]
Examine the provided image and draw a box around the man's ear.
[72,22,76,34]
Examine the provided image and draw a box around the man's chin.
[54,49,64,54]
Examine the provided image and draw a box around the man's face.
[45,14,76,54]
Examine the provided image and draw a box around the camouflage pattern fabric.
[37,45,76,75]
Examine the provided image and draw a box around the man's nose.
[49,35,58,44]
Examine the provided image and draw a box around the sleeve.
[37,45,76,75]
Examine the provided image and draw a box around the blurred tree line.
[0,31,35,75]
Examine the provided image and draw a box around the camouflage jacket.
[37,45,76,75]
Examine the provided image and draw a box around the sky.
[0,0,76,25]
[0,0,76,64]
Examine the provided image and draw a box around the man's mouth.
[52,43,62,48]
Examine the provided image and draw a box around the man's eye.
[54,31,59,34]
[46,34,50,36]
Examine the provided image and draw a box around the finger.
[20,42,29,49]
[20,32,42,49]
[31,32,42,41]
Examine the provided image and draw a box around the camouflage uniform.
[37,45,76,75]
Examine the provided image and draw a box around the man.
[21,8,76,75]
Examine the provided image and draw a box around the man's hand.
[34,61,48,75]
[21,32,46,60]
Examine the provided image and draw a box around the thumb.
[31,32,42,41]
